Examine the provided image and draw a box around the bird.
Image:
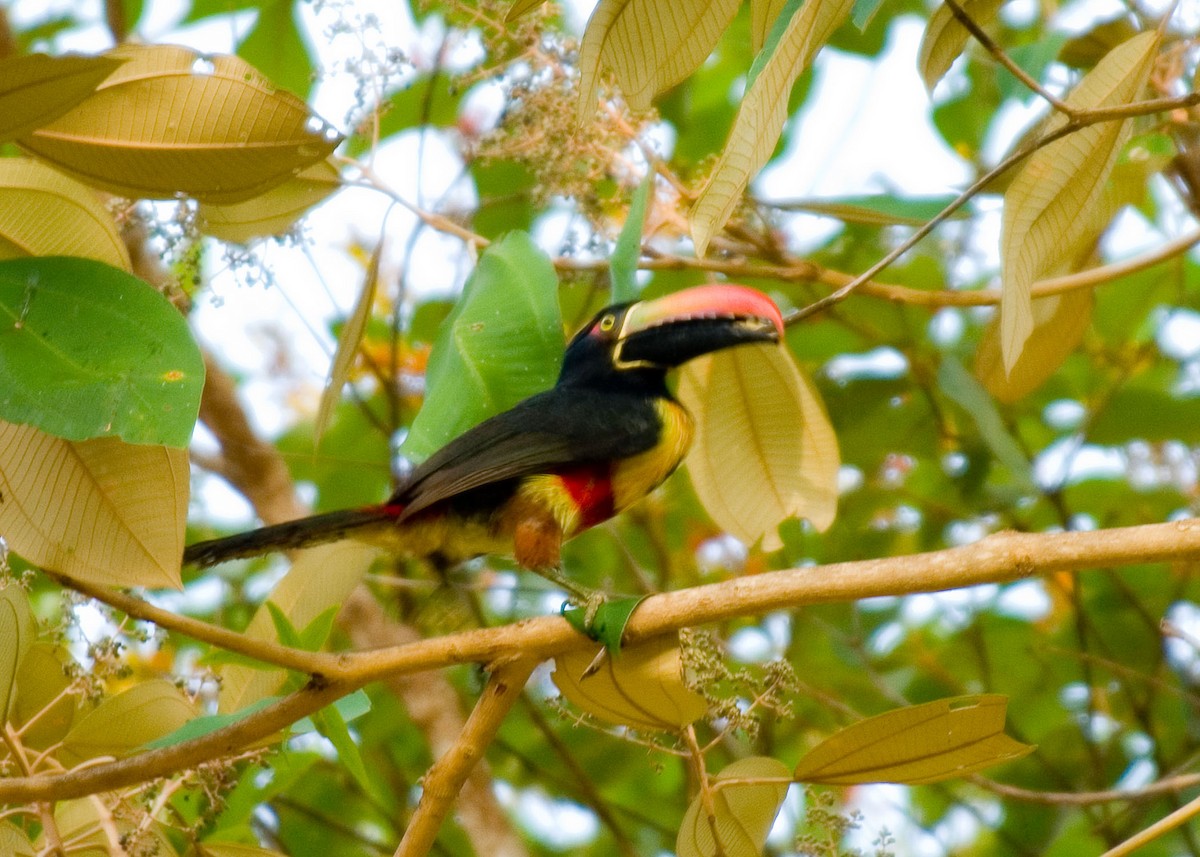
[183,284,785,593]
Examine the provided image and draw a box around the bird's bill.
[614,284,785,369]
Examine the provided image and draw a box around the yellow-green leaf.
[315,237,381,447]
[678,343,839,550]
[12,642,79,750]
[219,541,379,712]
[750,0,790,53]
[576,0,740,123]
[506,0,546,21]
[198,844,289,857]
[0,157,131,270]
[917,0,1005,91]
[0,585,35,720]
[0,422,187,588]
[553,633,707,731]
[0,53,124,142]
[690,0,854,255]
[60,678,197,765]
[677,757,791,857]
[199,158,342,242]
[0,822,35,857]
[976,288,1094,403]
[1000,31,1158,373]
[20,44,342,204]
[793,694,1035,785]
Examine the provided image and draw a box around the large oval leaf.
[401,231,563,462]
[553,633,707,731]
[0,256,203,446]
[793,694,1034,785]
[198,158,342,243]
[0,53,124,142]
[60,678,197,765]
[677,756,791,857]
[690,0,854,255]
[577,0,740,122]
[0,158,131,270]
[678,343,839,550]
[999,31,1158,372]
[0,423,186,588]
[20,44,342,203]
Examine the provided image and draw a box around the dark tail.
[183,505,397,568]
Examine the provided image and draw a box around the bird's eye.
[599,314,616,332]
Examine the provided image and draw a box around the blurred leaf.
[315,237,381,447]
[554,633,707,730]
[677,757,791,857]
[21,44,341,203]
[577,0,741,123]
[506,0,545,21]
[144,697,279,750]
[769,193,963,226]
[851,0,885,30]
[402,231,563,461]
[938,358,1035,492]
[0,53,124,142]
[199,843,289,857]
[219,542,379,712]
[199,158,341,242]
[750,0,788,53]
[997,36,1068,102]
[310,701,379,803]
[691,0,854,255]
[999,31,1157,372]
[679,343,839,550]
[0,823,35,857]
[13,643,78,749]
[976,289,1093,403]
[793,695,1034,784]
[1089,388,1200,445]
[0,157,130,269]
[610,172,653,303]
[0,256,203,446]
[0,586,35,720]
[0,425,186,588]
[60,679,198,765]
[1060,17,1140,69]
[238,0,313,99]
[918,0,1005,91]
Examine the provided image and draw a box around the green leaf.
[938,358,1035,493]
[610,172,653,303]
[0,256,204,446]
[1089,388,1200,445]
[293,689,372,733]
[562,594,646,650]
[851,0,885,31]
[237,1,314,100]
[402,231,563,461]
[793,695,1034,784]
[770,193,964,226]
[142,696,280,750]
[310,701,379,802]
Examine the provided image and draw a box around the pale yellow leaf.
[45,798,174,857]
[0,422,187,588]
[576,0,740,123]
[0,822,35,857]
[678,344,839,551]
[0,585,35,720]
[199,157,342,243]
[1000,31,1158,373]
[917,0,1005,91]
[793,694,1034,785]
[219,541,379,712]
[60,678,197,765]
[13,642,79,750]
[750,0,790,53]
[314,237,382,447]
[21,44,342,204]
[553,633,707,731]
[506,0,546,21]
[0,53,124,142]
[976,288,1094,403]
[0,157,131,270]
[677,757,791,857]
[690,0,854,255]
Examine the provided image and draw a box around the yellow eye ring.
[599,314,616,331]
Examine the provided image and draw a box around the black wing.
[393,387,662,520]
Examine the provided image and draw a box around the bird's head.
[559,284,785,389]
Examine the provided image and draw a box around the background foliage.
[1,0,1200,855]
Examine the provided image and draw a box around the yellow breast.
[611,398,694,512]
